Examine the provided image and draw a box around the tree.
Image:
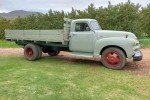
[68,8,78,19]
[0,2,150,39]
[11,16,25,29]
[0,18,11,39]
[139,5,150,37]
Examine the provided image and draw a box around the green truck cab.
[5,18,143,69]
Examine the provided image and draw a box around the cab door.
[69,22,94,53]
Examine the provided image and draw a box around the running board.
[71,52,94,58]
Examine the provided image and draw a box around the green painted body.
[5,19,141,59]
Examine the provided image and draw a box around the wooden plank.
[5,30,64,43]
[38,30,64,42]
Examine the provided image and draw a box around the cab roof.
[72,19,97,23]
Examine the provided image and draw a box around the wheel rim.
[26,48,33,57]
[105,51,121,67]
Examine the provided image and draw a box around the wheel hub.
[26,48,33,57]
[105,52,121,67]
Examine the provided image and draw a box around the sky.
[0,0,150,13]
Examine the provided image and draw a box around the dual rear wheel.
[24,44,42,61]
[24,44,60,61]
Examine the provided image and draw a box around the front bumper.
[133,50,143,61]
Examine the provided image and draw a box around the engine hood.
[95,30,137,40]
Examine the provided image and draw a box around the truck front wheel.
[101,47,126,70]
[24,44,39,61]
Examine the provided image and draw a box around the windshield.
[90,21,101,30]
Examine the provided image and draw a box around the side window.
[75,23,90,32]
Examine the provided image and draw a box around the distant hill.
[0,10,42,19]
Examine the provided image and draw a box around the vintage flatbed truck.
[5,18,143,69]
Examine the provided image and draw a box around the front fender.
[94,37,135,58]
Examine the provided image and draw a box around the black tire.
[48,50,60,56]
[24,44,39,61]
[35,45,42,59]
[101,47,126,70]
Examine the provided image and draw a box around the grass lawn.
[0,56,150,100]
[0,39,150,99]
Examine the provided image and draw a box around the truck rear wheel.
[35,45,42,59]
[101,47,126,70]
[24,44,39,61]
[48,50,60,56]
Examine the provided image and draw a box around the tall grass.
[0,40,20,48]
[139,38,150,48]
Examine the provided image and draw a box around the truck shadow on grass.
[43,54,101,67]
[44,54,140,69]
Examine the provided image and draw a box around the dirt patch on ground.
[0,48,23,56]
[124,48,150,76]
[0,48,150,76]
